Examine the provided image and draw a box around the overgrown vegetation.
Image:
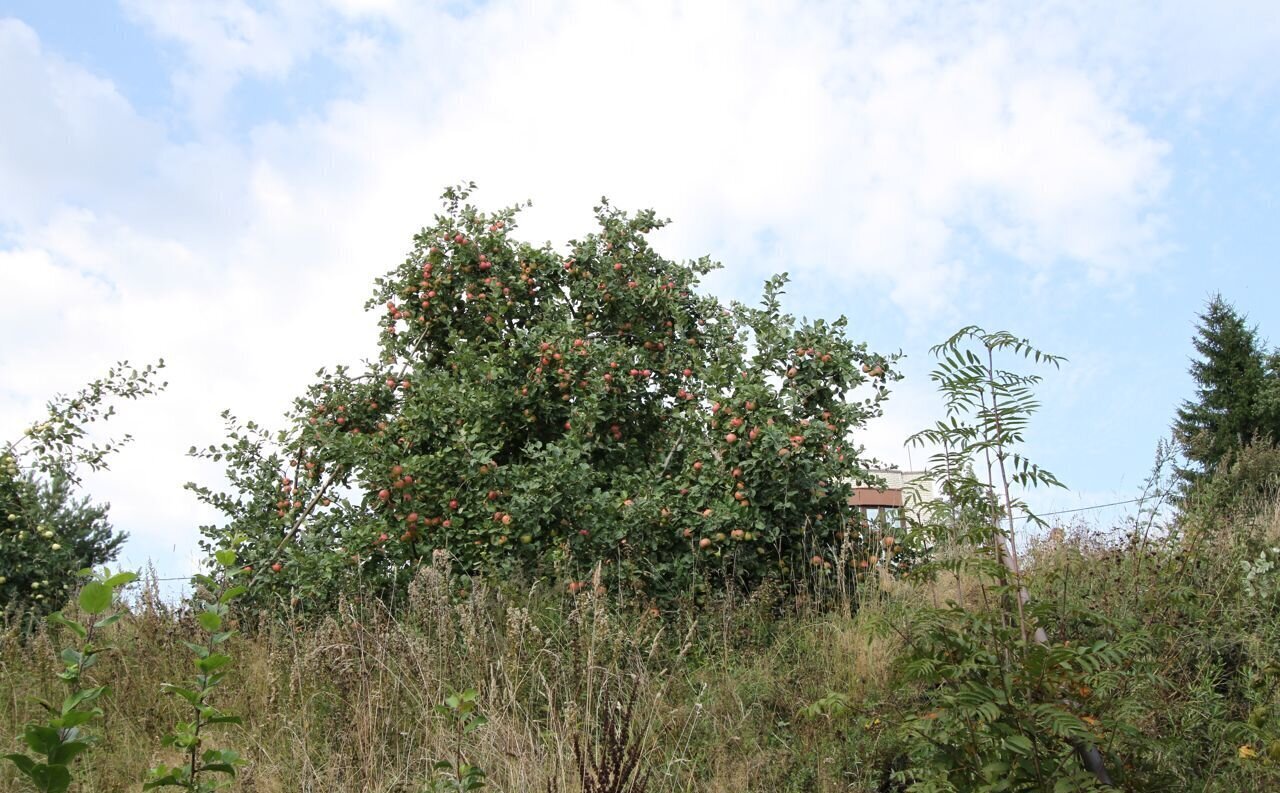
[5,492,1280,792]
[4,192,1280,791]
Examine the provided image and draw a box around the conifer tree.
[1173,295,1274,484]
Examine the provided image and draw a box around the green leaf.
[197,610,223,632]
[104,571,138,588]
[160,684,203,708]
[92,613,123,629]
[47,612,87,640]
[215,549,237,568]
[3,753,35,776]
[1003,734,1034,755]
[27,762,72,793]
[205,715,243,726]
[78,582,111,615]
[195,653,232,673]
[55,711,98,729]
[181,640,211,658]
[60,686,107,716]
[218,585,246,604]
[48,739,92,767]
[142,770,183,789]
[21,725,63,756]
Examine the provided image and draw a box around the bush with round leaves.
[192,186,900,609]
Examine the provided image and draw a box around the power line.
[1017,496,1160,521]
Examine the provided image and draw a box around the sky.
[2,0,1279,583]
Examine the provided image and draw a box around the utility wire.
[1019,496,1154,520]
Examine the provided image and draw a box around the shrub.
[884,327,1125,791]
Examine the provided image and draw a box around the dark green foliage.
[0,470,126,620]
[191,186,901,611]
[1174,295,1280,488]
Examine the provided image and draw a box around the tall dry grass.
[1,555,908,792]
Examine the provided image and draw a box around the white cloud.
[6,0,1273,572]
[119,0,339,126]
[0,20,164,227]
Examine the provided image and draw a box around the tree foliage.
[1,361,165,619]
[192,185,901,608]
[1174,295,1280,488]
[890,327,1122,790]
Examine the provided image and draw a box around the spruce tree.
[1258,350,1280,441]
[1173,295,1272,484]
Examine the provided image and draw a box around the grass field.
[5,494,1280,792]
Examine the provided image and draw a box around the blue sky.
[2,0,1278,581]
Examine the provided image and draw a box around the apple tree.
[192,186,900,609]
[1,361,165,621]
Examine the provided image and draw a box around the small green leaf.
[215,549,237,568]
[48,738,93,766]
[93,613,123,630]
[195,653,232,673]
[56,710,98,729]
[1004,734,1034,755]
[47,612,87,640]
[3,753,35,776]
[60,686,107,716]
[205,715,243,726]
[197,611,223,632]
[181,640,210,658]
[78,582,111,615]
[104,572,138,588]
[160,684,203,708]
[20,725,62,756]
